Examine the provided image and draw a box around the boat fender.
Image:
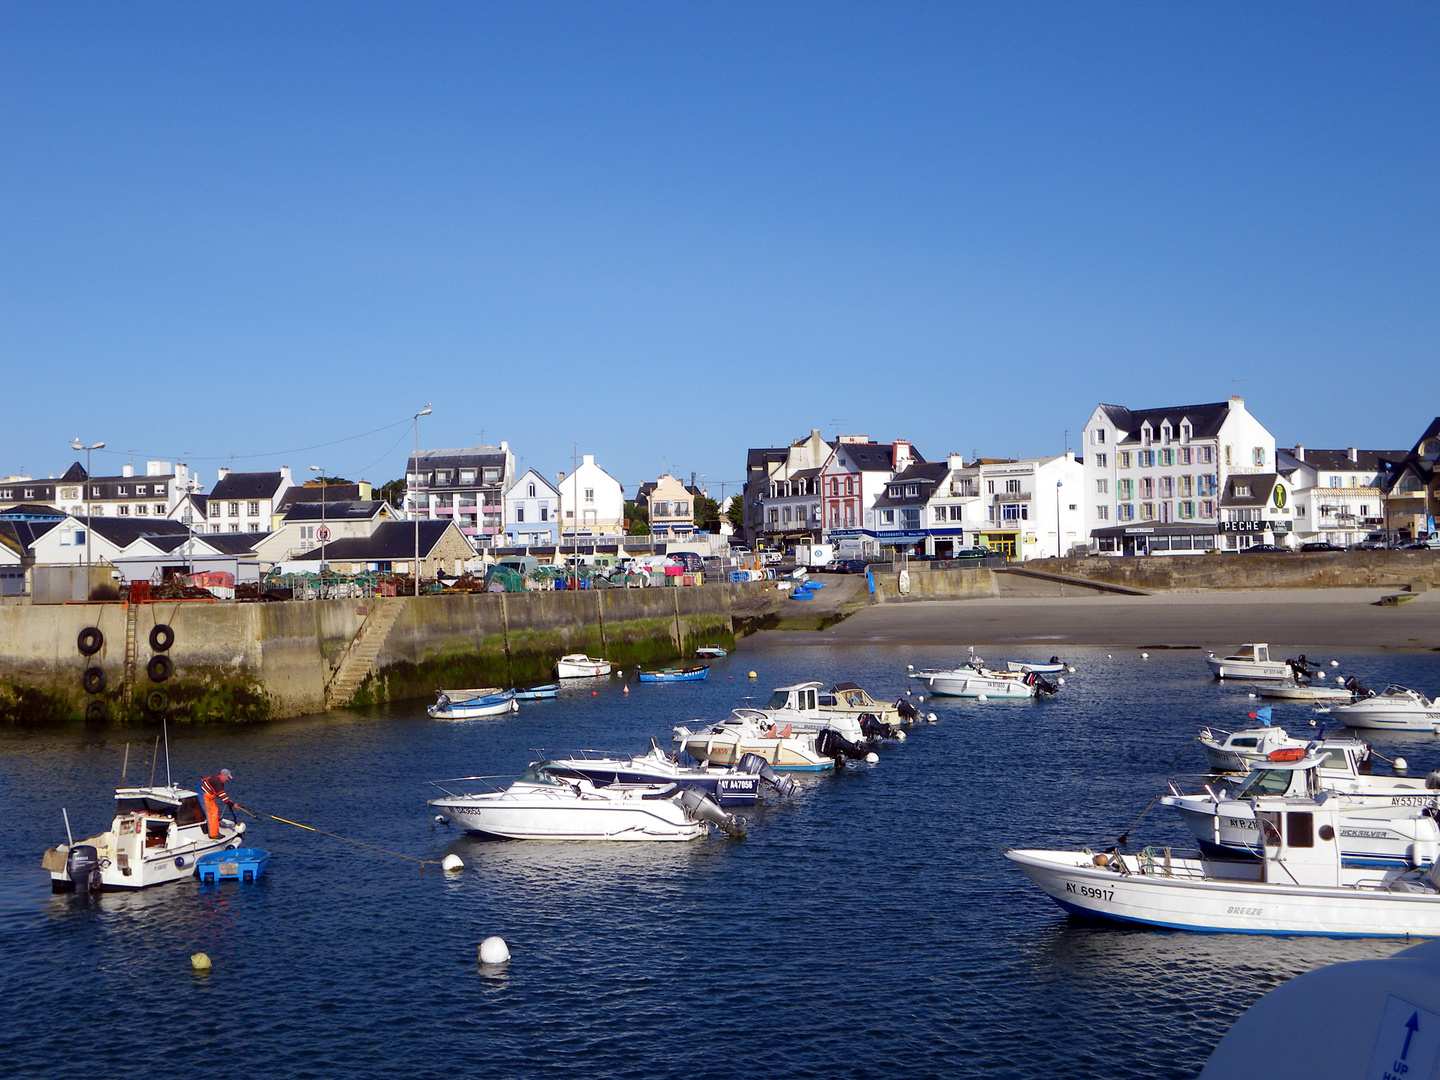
[82,666,105,694]
[84,699,108,723]
[1092,853,1110,867]
[149,624,174,652]
[144,688,169,715]
[146,654,172,682]
[479,936,510,965]
[77,627,103,656]
[1425,772,1440,791]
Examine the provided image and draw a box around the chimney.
[1293,445,1305,462]
[122,462,134,478]
[217,467,230,481]
[893,440,912,467]
[146,460,170,476]
[279,465,293,486]
[359,480,372,501]
[1348,447,1358,463]
[948,452,965,469]
[582,455,595,467]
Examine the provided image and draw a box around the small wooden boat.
[1004,657,1069,674]
[513,683,559,700]
[556,654,612,679]
[636,665,709,683]
[428,688,519,719]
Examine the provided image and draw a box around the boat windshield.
[1235,768,1295,800]
[115,796,180,816]
[764,690,792,709]
[1316,748,1353,772]
[517,764,563,786]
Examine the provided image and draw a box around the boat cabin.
[1250,794,1345,887]
[1225,643,1272,663]
[764,682,824,713]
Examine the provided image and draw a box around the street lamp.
[309,465,327,577]
[412,405,431,596]
[1055,480,1064,559]
[71,438,104,595]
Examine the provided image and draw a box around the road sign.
[316,525,332,542]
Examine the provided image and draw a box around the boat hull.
[556,656,612,679]
[914,671,1036,699]
[428,794,704,841]
[543,761,761,805]
[1328,702,1440,731]
[637,666,709,683]
[1005,848,1440,937]
[1258,682,1355,702]
[429,691,518,718]
[675,730,833,771]
[1205,657,1291,680]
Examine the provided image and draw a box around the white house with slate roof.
[1278,446,1407,547]
[209,467,295,534]
[820,437,920,543]
[1082,396,1277,554]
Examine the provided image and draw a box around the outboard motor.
[858,713,900,741]
[675,785,745,836]
[737,752,799,797]
[1425,772,1440,791]
[1023,671,1060,696]
[1344,675,1372,697]
[65,844,100,895]
[434,692,451,709]
[895,697,921,723]
[815,727,871,768]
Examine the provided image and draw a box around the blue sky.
[3,3,1437,499]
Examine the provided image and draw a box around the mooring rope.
[239,805,440,867]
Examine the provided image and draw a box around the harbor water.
[3,644,1438,1079]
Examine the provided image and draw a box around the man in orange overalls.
[200,769,236,839]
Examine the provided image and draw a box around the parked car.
[1395,538,1432,550]
[832,558,870,574]
[667,551,703,572]
[1244,544,1292,553]
[1299,542,1344,552]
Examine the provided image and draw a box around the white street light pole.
[309,465,326,576]
[71,438,104,596]
[1055,480,1064,559]
[412,405,431,596]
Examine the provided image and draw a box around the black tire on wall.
[149,624,174,651]
[82,666,106,694]
[146,655,172,683]
[144,688,169,715]
[77,627,103,656]
[84,699,108,722]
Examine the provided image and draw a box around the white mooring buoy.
[1396,757,1410,773]
[479,936,511,965]
[927,712,937,723]
[191,952,212,972]
[1331,660,1339,667]
[748,670,757,680]
[442,854,464,873]
[865,752,879,764]
[977,694,988,702]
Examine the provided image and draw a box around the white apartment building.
[1082,396,1277,554]
[1279,446,1406,547]
[557,455,624,537]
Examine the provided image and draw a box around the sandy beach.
[746,587,1440,653]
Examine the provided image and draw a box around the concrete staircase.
[325,597,404,708]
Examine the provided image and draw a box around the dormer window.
[889,486,902,498]
[118,486,128,496]
[905,484,919,498]
[1180,422,1192,442]
[1235,484,1251,497]
[1160,423,1172,444]
[1141,424,1153,446]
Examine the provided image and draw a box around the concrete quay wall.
[1024,549,1440,592]
[0,584,760,725]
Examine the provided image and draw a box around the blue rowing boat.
[636,665,710,684]
[514,683,560,700]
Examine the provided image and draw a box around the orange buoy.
[623,685,629,694]
[591,690,598,696]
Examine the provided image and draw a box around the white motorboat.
[427,687,519,719]
[1196,724,1314,773]
[1163,746,1440,868]
[1204,642,1292,680]
[556,654,612,679]
[427,765,743,841]
[1005,793,1440,937]
[819,682,908,728]
[1005,657,1069,674]
[728,681,895,743]
[1326,685,1440,732]
[694,646,728,659]
[673,713,872,771]
[541,739,797,805]
[909,661,1057,699]
[43,784,247,893]
[1256,678,1356,702]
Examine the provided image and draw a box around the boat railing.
[427,775,515,796]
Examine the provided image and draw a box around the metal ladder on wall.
[122,601,139,705]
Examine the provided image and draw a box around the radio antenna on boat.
[149,735,160,787]
[163,719,172,788]
[121,743,129,787]
[63,807,74,848]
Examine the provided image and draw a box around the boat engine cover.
[675,785,745,836]
[736,752,799,797]
[66,844,100,894]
